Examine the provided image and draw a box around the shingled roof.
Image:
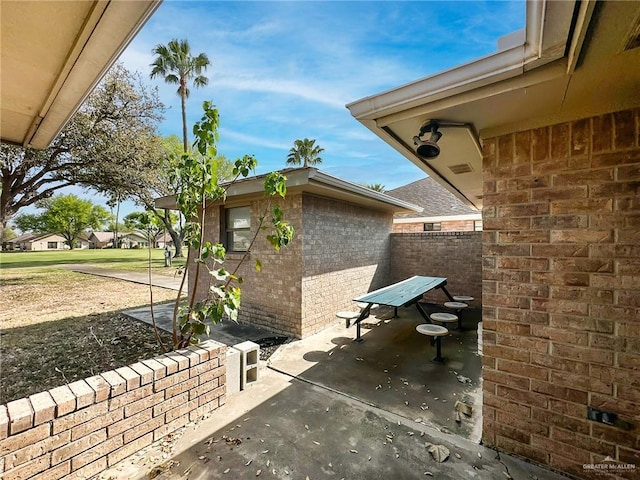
[386,177,478,219]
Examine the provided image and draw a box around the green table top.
[353,276,447,307]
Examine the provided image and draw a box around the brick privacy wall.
[300,194,393,336]
[0,341,226,480]
[390,232,482,307]
[392,220,476,232]
[482,107,640,479]
[192,195,304,338]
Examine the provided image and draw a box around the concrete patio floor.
[267,303,483,443]
[109,303,574,480]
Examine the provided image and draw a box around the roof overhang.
[1,0,160,149]
[347,0,640,210]
[156,168,423,214]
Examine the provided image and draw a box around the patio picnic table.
[350,276,454,342]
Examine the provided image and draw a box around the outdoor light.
[413,120,472,159]
[413,120,443,159]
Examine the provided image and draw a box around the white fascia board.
[346,0,574,124]
[28,1,161,149]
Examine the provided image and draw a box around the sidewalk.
[61,264,187,292]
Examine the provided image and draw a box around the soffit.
[0,0,159,149]
[347,0,640,210]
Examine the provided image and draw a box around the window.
[423,222,441,231]
[47,241,58,249]
[225,206,251,252]
[474,220,483,231]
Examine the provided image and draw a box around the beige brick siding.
[191,192,393,338]
[0,342,226,480]
[300,195,392,336]
[390,232,482,307]
[482,107,640,479]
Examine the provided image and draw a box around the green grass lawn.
[0,248,186,270]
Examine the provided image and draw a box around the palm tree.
[286,138,324,167]
[150,39,210,152]
[367,183,386,192]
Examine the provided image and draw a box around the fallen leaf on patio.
[454,400,473,416]
[428,444,450,463]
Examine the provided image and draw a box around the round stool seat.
[444,301,468,309]
[430,312,458,323]
[453,295,474,302]
[337,311,360,320]
[416,324,449,337]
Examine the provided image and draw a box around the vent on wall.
[448,163,474,174]
[624,14,640,50]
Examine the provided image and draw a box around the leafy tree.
[15,194,111,249]
[124,211,162,246]
[155,101,294,349]
[1,227,17,246]
[116,135,233,258]
[0,63,164,242]
[150,39,210,152]
[286,138,324,167]
[367,183,386,192]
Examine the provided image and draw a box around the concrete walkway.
[61,264,187,292]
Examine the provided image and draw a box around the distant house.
[7,232,89,251]
[386,177,482,232]
[88,232,117,249]
[89,231,151,249]
[155,232,174,249]
[156,167,421,338]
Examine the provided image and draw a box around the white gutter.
[346,0,576,123]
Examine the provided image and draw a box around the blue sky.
[59,1,525,220]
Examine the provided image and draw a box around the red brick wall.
[482,108,640,479]
[390,232,482,307]
[393,220,476,232]
[0,342,226,480]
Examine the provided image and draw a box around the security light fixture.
[413,120,472,159]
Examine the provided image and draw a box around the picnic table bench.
[349,276,454,342]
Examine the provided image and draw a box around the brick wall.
[482,107,640,479]
[300,194,393,336]
[191,192,393,338]
[393,219,476,233]
[390,232,482,307]
[0,341,226,480]
[192,195,304,338]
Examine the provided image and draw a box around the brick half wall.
[0,341,226,480]
[390,232,482,307]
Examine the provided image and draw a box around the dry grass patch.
[0,267,180,404]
